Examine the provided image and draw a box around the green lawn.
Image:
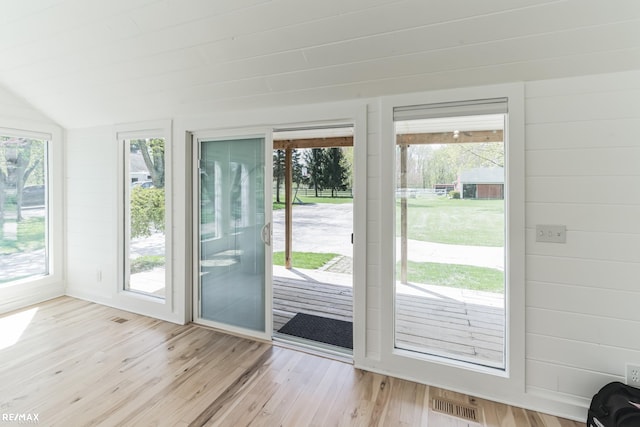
[401,261,504,293]
[396,197,504,247]
[273,251,339,269]
[0,217,46,255]
[273,195,352,210]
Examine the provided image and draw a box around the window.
[123,136,167,298]
[393,99,508,369]
[0,135,49,284]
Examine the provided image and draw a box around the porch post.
[400,144,408,284]
[285,148,293,269]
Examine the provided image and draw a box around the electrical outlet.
[535,224,566,243]
[626,363,640,388]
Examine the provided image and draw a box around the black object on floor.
[278,313,353,350]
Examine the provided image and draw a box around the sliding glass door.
[195,133,272,338]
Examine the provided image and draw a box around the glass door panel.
[198,137,268,333]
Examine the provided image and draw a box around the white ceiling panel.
[130,0,271,33]
[265,21,640,93]
[28,50,307,103]
[19,47,207,96]
[182,49,640,115]
[0,0,638,128]
[0,0,69,25]
[38,48,640,127]
[2,0,379,79]
[302,0,640,67]
[197,0,558,65]
[0,0,160,52]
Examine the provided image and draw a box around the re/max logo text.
[1,413,39,423]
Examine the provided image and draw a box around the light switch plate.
[536,225,566,243]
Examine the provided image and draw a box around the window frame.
[0,121,64,313]
[378,83,525,400]
[116,120,173,318]
[392,107,507,369]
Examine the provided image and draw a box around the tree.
[292,149,304,185]
[323,147,350,197]
[422,145,457,189]
[128,138,165,239]
[457,142,504,168]
[415,141,504,190]
[304,148,325,197]
[132,138,165,188]
[273,149,305,202]
[273,149,285,203]
[0,138,44,222]
[340,146,354,189]
[291,149,305,201]
[130,187,165,238]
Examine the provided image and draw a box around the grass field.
[0,217,46,255]
[273,195,352,210]
[272,251,339,269]
[397,197,504,247]
[401,261,504,293]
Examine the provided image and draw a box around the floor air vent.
[110,317,129,324]
[431,398,480,423]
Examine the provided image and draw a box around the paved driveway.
[272,203,353,257]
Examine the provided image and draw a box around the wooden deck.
[273,274,504,367]
[273,276,352,331]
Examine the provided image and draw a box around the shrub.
[130,255,165,274]
[449,190,460,199]
[130,187,164,238]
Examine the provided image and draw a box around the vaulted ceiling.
[1,0,639,128]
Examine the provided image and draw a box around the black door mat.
[278,313,353,350]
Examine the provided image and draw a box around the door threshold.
[272,332,353,364]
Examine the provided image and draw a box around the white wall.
[524,71,640,404]
[61,69,640,420]
[65,126,117,304]
[0,84,65,314]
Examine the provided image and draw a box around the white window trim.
[0,120,64,314]
[115,120,175,321]
[377,83,526,403]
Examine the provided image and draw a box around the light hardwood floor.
[0,297,583,426]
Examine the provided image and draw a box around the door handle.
[261,222,271,246]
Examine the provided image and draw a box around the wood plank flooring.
[0,297,583,426]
